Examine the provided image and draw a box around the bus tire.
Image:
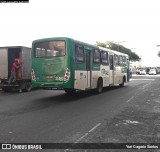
[119,77,125,87]
[25,81,32,92]
[96,78,103,94]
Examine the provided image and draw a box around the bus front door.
[109,55,114,85]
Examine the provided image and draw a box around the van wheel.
[25,81,32,92]
[97,78,103,93]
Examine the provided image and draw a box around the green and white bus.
[31,37,129,93]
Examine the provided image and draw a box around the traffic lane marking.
[126,96,135,103]
[64,123,101,152]
[74,123,101,143]
[88,123,101,133]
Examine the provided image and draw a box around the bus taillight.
[31,69,36,81]
[64,68,70,81]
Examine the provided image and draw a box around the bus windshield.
[34,40,66,57]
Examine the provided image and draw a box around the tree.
[96,41,140,61]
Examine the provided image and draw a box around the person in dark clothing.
[8,59,20,84]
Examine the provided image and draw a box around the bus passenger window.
[75,45,84,63]
[35,48,42,57]
[94,49,100,64]
[119,56,123,65]
[122,56,126,64]
[35,40,65,57]
[49,41,65,56]
[114,54,119,66]
[101,51,108,65]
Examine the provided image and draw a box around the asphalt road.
[0,74,160,150]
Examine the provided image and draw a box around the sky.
[0,0,160,66]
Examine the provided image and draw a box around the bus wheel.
[64,89,76,94]
[119,77,125,87]
[97,78,103,94]
[25,81,32,92]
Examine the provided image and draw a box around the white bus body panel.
[114,66,123,85]
[100,65,110,87]
[74,70,102,90]
[74,71,88,90]
[109,70,114,85]
[0,48,8,79]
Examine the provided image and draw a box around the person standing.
[8,59,20,84]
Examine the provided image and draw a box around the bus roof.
[32,37,99,49]
[32,37,74,44]
[32,37,128,57]
[0,46,31,49]
[98,46,129,57]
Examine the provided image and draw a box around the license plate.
[46,76,53,79]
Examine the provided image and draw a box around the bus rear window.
[34,40,66,57]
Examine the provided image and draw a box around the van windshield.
[34,40,66,57]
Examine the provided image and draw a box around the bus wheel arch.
[96,77,103,94]
[119,76,126,87]
[64,89,76,94]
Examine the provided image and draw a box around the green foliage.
[96,41,140,61]
[95,42,107,48]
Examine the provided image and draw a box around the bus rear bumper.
[32,81,69,90]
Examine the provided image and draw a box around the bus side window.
[119,55,123,65]
[122,56,126,65]
[93,49,100,64]
[101,51,108,65]
[114,54,119,66]
[75,44,84,63]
